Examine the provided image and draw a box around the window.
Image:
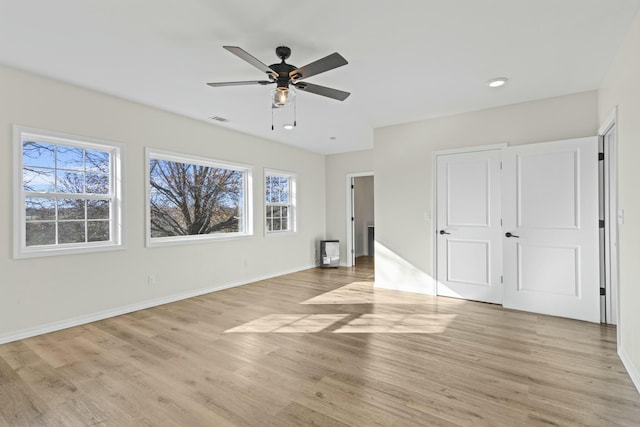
[14,126,124,258]
[147,149,252,245]
[265,169,296,234]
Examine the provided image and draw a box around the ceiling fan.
[207,46,350,108]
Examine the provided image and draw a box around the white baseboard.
[619,346,640,394]
[0,264,314,345]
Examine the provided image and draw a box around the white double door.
[436,137,600,322]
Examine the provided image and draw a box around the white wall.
[0,66,326,342]
[354,176,374,256]
[599,9,640,391]
[325,150,374,265]
[374,91,599,294]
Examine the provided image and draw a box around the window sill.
[265,230,297,238]
[146,232,254,248]
[14,242,125,259]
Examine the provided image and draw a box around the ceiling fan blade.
[207,80,272,87]
[223,46,276,76]
[293,82,350,101]
[290,52,348,80]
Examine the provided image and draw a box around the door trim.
[345,171,374,267]
[432,143,507,297]
[599,107,619,328]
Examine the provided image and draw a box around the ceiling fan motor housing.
[269,61,297,90]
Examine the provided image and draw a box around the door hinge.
[351,184,354,189]
[600,287,606,296]
[500,218,503,226]
[500,161,503,170]
[599,219,605,229]
[501,275,503,284]
[598,152,605,161]
[351,217,354,221]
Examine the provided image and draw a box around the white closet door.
[436,149,503,304]
[502,137,600,322]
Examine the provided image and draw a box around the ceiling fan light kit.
[271,86,296,108]
[207,45,350,129]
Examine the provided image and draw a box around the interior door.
[502,137,600,322]
[436,149,503,304]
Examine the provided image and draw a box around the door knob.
[505,232,520,238]
[439,230,450,235]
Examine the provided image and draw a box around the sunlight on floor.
[225,314,349,333]
[226,280,462,334]
[333,313,457,333]
[300,281,437,305]
[224,313,457,334]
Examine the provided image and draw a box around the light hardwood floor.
[1,257,639,426]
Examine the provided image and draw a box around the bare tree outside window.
[22,141,112,246]
[149,157,246,238]
[15,127,122,259]
[265,170,295,233]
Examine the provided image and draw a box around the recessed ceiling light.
[487,77,508,88]
[209,115,229,122]
[283,124,294,130]
[329,136,337,140]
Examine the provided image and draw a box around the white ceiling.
[1,0,639,155]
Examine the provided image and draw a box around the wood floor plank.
[0,257,639,426]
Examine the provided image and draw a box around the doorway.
[346,172,374,267]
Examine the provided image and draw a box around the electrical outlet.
[148,274,156,285]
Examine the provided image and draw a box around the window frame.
[264,168,297,236]
[145,148,253,247]
[13,125,125,259]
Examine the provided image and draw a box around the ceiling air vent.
[209,116,229,123]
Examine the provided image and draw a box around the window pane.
[86,149,110,173]
[266,218,273,231]
[87,221,109,242]
[282,206,288,217]
[58,221,85,244]
[273,218,281,231]
[86,172,109,194]
[265,176,271,202]
[87,199,109,219]
[26,197,56,220]
[26,222,55,246]
[23,141,55,168]
[57,170,85,193]
[149,158,245,238]
[23,167,56,192]
[56,145,84,170]
[272,206,281,219]
[58,199,85,220]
